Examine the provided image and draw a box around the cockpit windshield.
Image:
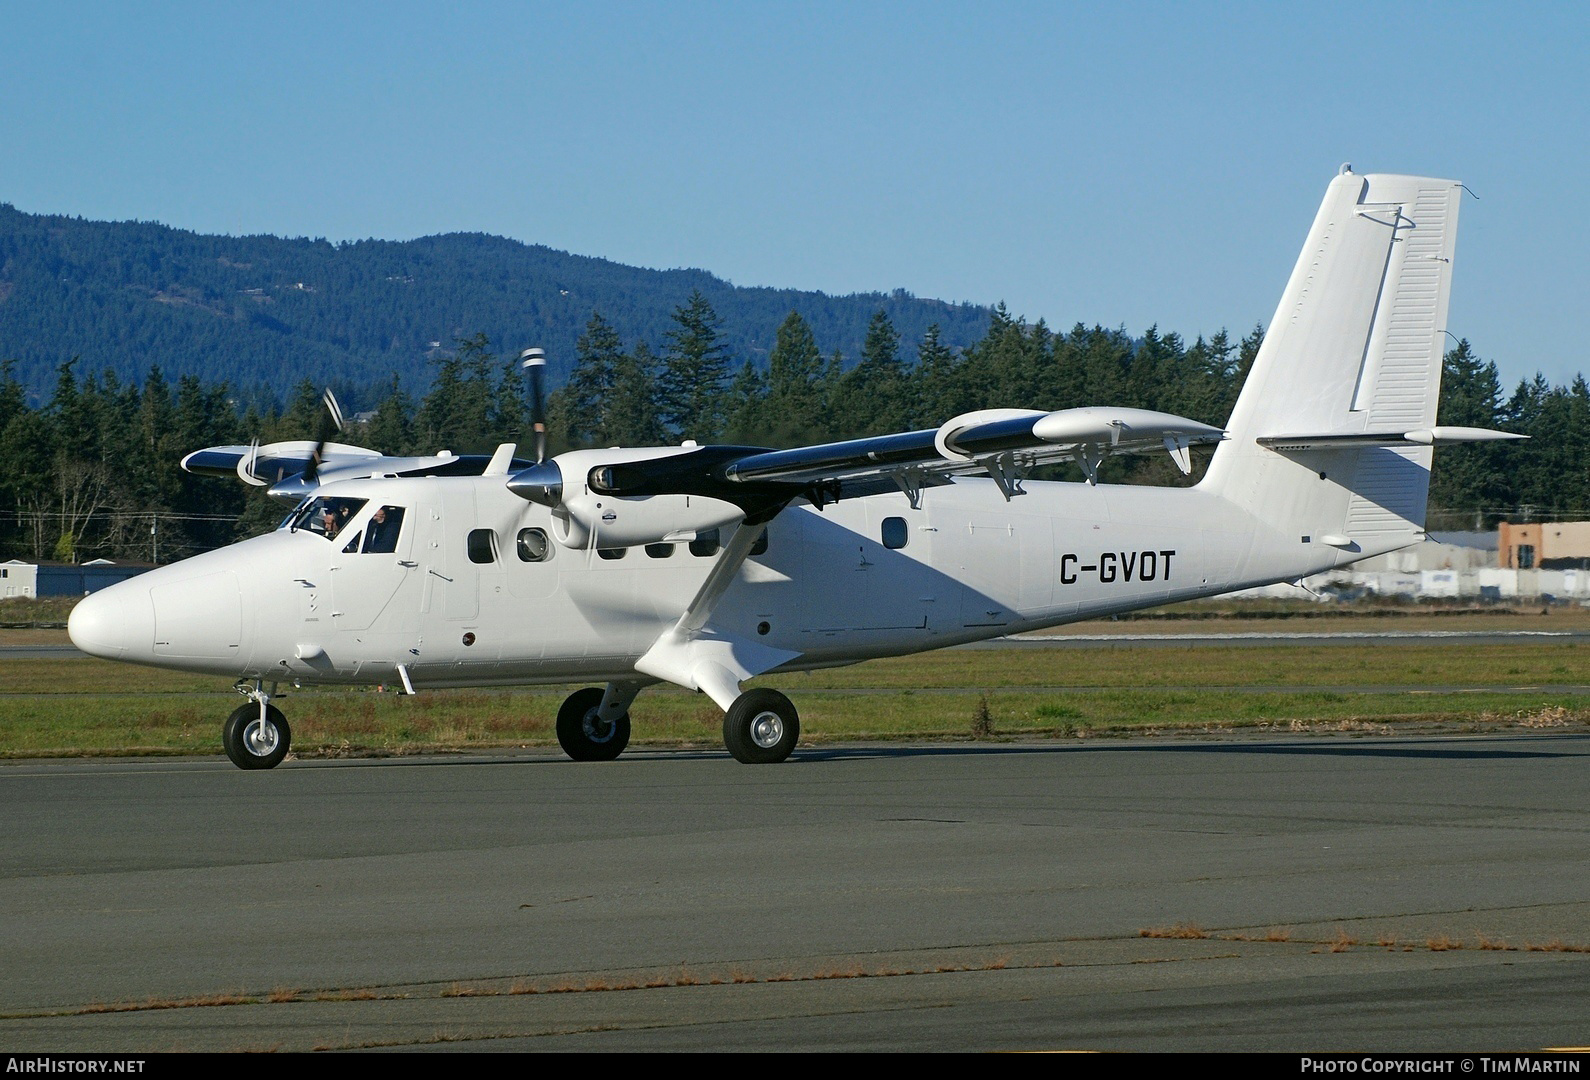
[284,496,368,541]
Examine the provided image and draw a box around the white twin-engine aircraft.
[69,168,1521,769]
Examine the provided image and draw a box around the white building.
[1,560,38,599]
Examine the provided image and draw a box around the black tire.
[723,689,799,764]
[556,687,631,762]
[222,703,291,770]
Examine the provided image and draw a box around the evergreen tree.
[454,332,500,452]
[1501,373,1554,519]
[1235,324,1265,389]
[366,374,415,455]
[1126,326,1181,415]
[658,290,732,440]
[913,323,959,427]
[960,306,1055,410]
[561,313,626,447]
[279,378,327,441]
[606,341,666,447]
[1429,340,1509,525]
[723,360,769,444]
[492,350,530,454]
[1188,329,1240,424]
[835,310,909,436]
[1072,324,1133,406]
[761,311,826,444]
[413,338,491,453]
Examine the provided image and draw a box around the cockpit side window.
[361,506,406,553]
[286,496,368,542]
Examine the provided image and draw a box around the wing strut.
[633,515,801,710]
[676,518,768,634]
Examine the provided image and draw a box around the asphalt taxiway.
[2,734,1588,1052]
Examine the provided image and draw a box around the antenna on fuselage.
[520,347,548,464]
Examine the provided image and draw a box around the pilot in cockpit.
[362,505,404,553]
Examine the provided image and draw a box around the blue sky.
[2,1,1585,391]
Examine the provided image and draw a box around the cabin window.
[467,529,497,564]
[342,532,362,554]
[688,527,768,556]
[516,528,552,562]
[881,516,908,550]
[645,543,675,559]
[362,506,405,553]
[597,547,627,561]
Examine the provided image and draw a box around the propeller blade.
[304,388,346,482]
[322,388,345,432]
[236,438,267,487]
[233,442,268,486]
[521,347,547,464]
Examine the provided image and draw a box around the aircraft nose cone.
[68,585,154,660]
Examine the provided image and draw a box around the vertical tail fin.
[1201,167,1463,559]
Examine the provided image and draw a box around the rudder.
[1201,167,1463,562]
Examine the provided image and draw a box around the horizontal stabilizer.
[1258,426,1525,452]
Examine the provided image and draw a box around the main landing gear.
[223,682,291,770]
[722,688,800,765]
[556,686,632,761]
[554,684,800,765]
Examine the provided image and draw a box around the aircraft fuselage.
[68,471,1365,689]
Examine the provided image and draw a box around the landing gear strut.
[556,685,633,762]
[223,683,291,770]
[723,688,799,765]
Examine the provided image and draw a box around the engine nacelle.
[508,447,746,550]
[552,492,744,550]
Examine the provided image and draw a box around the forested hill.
[0,202,991,405]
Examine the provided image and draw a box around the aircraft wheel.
[723,689,799,764]
[222,703,291,770]
[556,687,631,762]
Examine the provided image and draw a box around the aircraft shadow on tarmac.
[790,738,1586,763]
[259,735,1588,771]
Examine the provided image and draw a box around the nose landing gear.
[224,682,291,770]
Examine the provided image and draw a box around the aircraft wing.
[181,441,385,485]
[183,440,532,502]
[518,406,1226,517]
[726,406,1225,501]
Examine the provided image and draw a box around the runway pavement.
[2,734,1589,1052]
